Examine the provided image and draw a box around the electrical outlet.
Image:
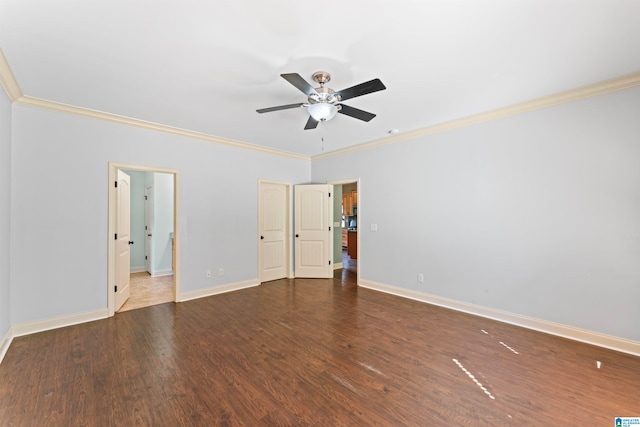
[417,273,424,283]
[218,268,224,276]
[206,269,212,278]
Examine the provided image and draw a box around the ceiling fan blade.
[281,73,319,97]
[256,103,305,113]
[304,116,319,130]
[338,104,376,122]
[335,78,386,102]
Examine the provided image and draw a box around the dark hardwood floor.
[1,256,638,426]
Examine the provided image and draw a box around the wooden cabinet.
[342,193,353,216]
[342,190,357,216]
[342,229,348,248]
[347,231,357,259]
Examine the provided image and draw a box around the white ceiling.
[1,0,639,157]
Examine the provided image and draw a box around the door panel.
[294,184,333,278]
[259,182,288,282]
[115,170,131,311]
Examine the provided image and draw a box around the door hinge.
[114,285,118,292]
[114,233,117,240]
[329,192,331,197]
[145,256,147,260]
[329,226,331,231]
[115,181,117,188]
[144,195,148,200]
[329,260,331,265]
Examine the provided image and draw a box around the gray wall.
[9,105,310,326]
[312,85,640,342]
[152,172,174,274]
[0,87,11,341]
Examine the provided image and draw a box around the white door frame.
[328,178,360,285]
[258,179,294,282]
[107,162,180,317]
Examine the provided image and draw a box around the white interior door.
[145,186,153,274]
[259,182,289,282]
[115,170,131,311]
[294,184,333,278]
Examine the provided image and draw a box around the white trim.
[130,266,147,273]
[151,270,174,278]
[313,71,640,160]
[359,279,640,357]
[333,262,343,270]
[0,48,22,102]
[2,44,639,161]
[178,279,260,303]
[0,44,640,161]
[11,309,109,338]
[0,328,13,364]
[16,96,308,161]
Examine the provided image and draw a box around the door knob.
[260,236,264,239]
[128,241,134,245]
[295,234,299,238]
[147,234,152,237]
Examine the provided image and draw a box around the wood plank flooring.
[1,261,638,426]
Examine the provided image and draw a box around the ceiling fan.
[257,71,386,130]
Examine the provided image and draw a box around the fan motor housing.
[309,86,339,105]
[308,71,339,104]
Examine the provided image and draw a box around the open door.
[115,170,131,311]
[294,184,333,278]
[259,181,289,282]
[145,186,153,274]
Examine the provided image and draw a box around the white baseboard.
[333,262,343,270]
[359,279,640,357]
[130,266,147,273]
[178,279,260,303]
[11,309,109,338]
[0,327,12,364]
[151,270,173,277]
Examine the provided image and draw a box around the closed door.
[115,170,131,311]
[259,182,289,282]
[294,184,333,278]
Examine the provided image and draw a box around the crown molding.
[14,96,309,160]
[312,71,640,161]
[0,48,23,102]
[2,43,638,162]
[0,47,308,160]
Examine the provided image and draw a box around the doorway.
[107,162,180,317]
[259,181,336,280]
[329,179,360,284]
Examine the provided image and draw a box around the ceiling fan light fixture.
[308,102,338,122]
